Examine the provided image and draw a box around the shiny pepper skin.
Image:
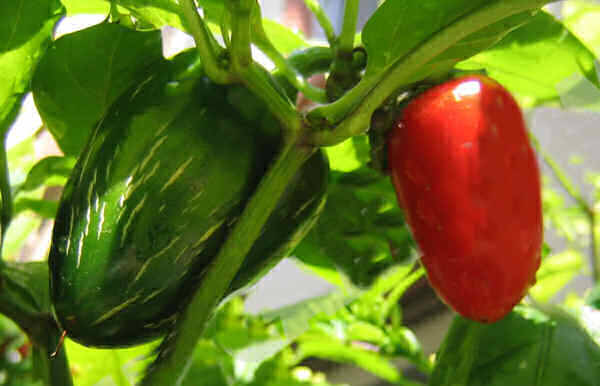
[388,75,543,323]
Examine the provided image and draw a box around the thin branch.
[229,0,302,133]
[179,0,233,84]
[339,0,359,53]
[303,0,336,45]
[252,23,328,103]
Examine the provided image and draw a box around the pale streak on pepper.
[105,157,113,185]
[132,235,182,283]
[87,169,97,212]
[140,135,168,172]
[160,156,194,193]
[84,206,91,238]
[120,193,148,246]
[127,160,162,199]
[191,189,204,202]
[92,294,141,325]
[192,219,224,250]
[66,207,75,255]
[97,201,106,240]
[141,287,165,304]
[174,245,190,263]
[76,232,84,268]
[142,160,161,184]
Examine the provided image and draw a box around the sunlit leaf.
[32,22,163,156]
[0,0,64,136]
[563,0,600,57]
[458,11,600,109]
[66,340,156,386]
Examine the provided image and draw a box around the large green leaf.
[32,22,163,156]
[0,0,64,136]
[458,11,600,109]
[363,0,486,75]
[430,305,600,386]
[362,0,548,78]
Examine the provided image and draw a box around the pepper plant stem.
[227,0,302,133]
[180,0,233,84]
[0,138,12,254]
[252,34,328,103]
[339,0,359,53]
[303,0,336,45]
[141,140,314,386]
[229,0,253,69]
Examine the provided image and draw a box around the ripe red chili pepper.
[388,75,543,323]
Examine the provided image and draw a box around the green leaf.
[295,166,415,287]
[17,156,76,193]
[292,254,347,289]
[32,22,163,156]
[530,249,585,303]
[563,0,600,57]
[180,341,231,386]
[296,333,401,384]
[114,0,184,30]
[363,0,484,75]
[2,211,42,261]
[197,0,224,21]
[14,198,58,219]
[362,0,542,78]
[7,135,38,189]
[430,305,600,386]
[2,261,51,314]
[66,340,156,386]
[262,20,308,55]
[458,11,600,109]
[0,0,64,136]
[261,291,358,340]
[324,136,370,172]
[60,0,110,15]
